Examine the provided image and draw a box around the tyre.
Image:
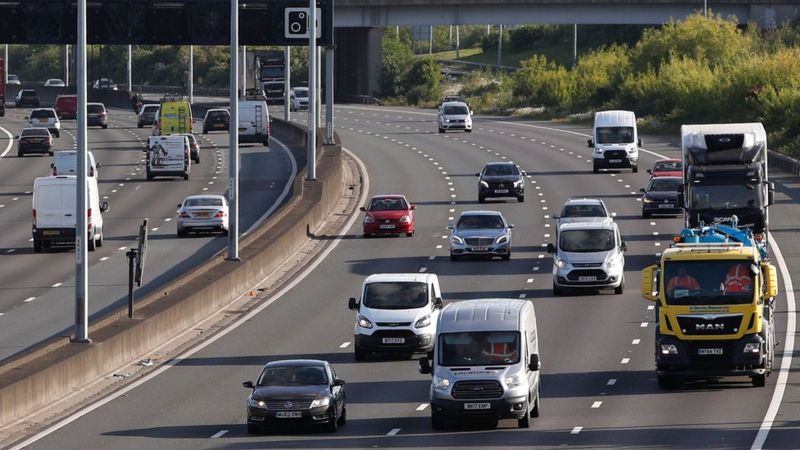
[752,373,767,387]
[202,128,207,134]
[337,406,347,426]
[17,151,23,157]
[354,346,367,361]
[657,375,681,390]
[438,128,444,133]
[431,413,445,430]
[48,150,54,156]
[553,282,563,297]
[614,277,625,295]
[177,228,187,238]
[632,165,638,173]
[478,195,485,203]
[465,129,472,133]
[517,412,530,429]
[146,170,153,181]
[517,195,525,203]
[95,234,103,249]
[531,388,540,418]
[33,239,43,253]
[593,165,599,174]
[183,173,189,180]
[221,229,229,237]
[450,253,461,261]
[406,231,414,237]
[138,124,143,129]
[55,131,60,138]
[642,211,651,219]
[88,235,96,251]
[502,251,511,261]
[246,423,261,434]
[326,411,338,432]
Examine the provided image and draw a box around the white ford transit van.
[51,150,99,178]
[419,298,541,429]
[588,110,641,173]
[32,175,108,252]
[146,135,191,180]
[348,273,443,360]
[239,100,270,146]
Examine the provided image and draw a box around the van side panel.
[238,101,270,146]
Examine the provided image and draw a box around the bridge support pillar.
[334,27,382,99]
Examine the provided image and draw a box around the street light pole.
[65,45,70,86]
[74,0,90,343]
[284,46,291,121]
[188,45,194,104]
[127,44,132,92]
[227,0,240,261]
[307,0,317,180]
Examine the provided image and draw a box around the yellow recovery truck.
[641,224,778,389]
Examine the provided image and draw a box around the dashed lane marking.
[24,297,36,303]
[339,342,351,349]
[607,379,617,386]
[632,339,641,345]
[416,403,429,411]
[210,430,228,439]
[571,427,583,435]
[387,428,401,436]
[621,358,630,364]
[591,401,603,409]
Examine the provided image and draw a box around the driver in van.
[667,267,701,295]
[723,263,753,294]
[451,333,478,365]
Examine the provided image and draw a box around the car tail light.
[215,211,225,218]
[179,211,190,218]
[87,208,92,230]
[32,209,37,226]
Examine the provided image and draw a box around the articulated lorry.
[680,123,774,237]
[641,220,779,389]
[256,50,286,104]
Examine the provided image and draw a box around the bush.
[570,45,631,109]
[380,34,414,98]
[405,57,442,104]
[512,55,572,109]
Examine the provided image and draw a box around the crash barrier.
[769,151,800,176]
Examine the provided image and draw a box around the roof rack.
[159,94,186,103]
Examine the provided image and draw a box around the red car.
[647,159,682,178]
[362,194,416,237]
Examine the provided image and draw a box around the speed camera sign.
[284,7,322,39]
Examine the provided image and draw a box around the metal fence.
[769,151,800,176]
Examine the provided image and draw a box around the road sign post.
[126,248,137,318]
[74,0,90,344]
[306,0,317,180]
[227,0,240,261]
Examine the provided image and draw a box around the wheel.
[246,423,261,434]
[88,235,96,251]
[354,346,367,361]
[17,151,23,157]
[146,170,153,181]
[657,375,681,390]
[337,406,347,426]
[183,173,189,180]
[752,373,767,387]
[518,412,530,428]
[642,211,651,219]
[466,129,472,133]
[406,231,414,237]
[553,282,563,297]
[95,233,103,248]
[202,128,207,134]
[502,251,511,261]
[614,277,625,295]
[138,124,143,128]
[33,239,43,253]
[363,233,372,239]
[478,195,486,203]
[55,131,60,138]
[221,228,229,237]
[450,253,461,261]
[530,388,540,418]
[517,195,525,203]
[177,229,186,238]
[48,150,54,156]
[592,165,599,174]
[326,411,339,432]
[438,128,444,133]
[431,413,445,430]
[632,165,638,173]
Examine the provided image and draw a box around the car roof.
[441,101,468,108]
[31,107,56,112]
[364,273,435,284]
[485,161,516,167]
[439,299,527,333]
[563,198,606,207]
[205,108,227,113]
[370,194,407,200]
[558,219,616,231]
[264,359,328,368]
[21,127,50,134]
[459,210,503,217]
[648,176,682,183]
[655,158,681,163]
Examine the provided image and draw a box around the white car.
[44,78,66,87]
[289,87,309,111]
[7,74,21,85]
[437,101,472,133]
[27,108,61,138]
[177,194,229,237]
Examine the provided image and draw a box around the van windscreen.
[363,282,428,309]
[596,126,634,144]
[439,331,520,366]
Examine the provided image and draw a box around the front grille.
[370,330,417,339]
[451,380,503,399]
[487,181,511,189]
[465,237,494,247]
[676,314,744,336]
[572,262,603,268]
[566,269,608,281]
[265,399,313,410]
[376,322,412,327]
[604,150,627,159]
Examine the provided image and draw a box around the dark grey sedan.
[641,176,683,218]
[243,359,346,433]
[449,210,514,260]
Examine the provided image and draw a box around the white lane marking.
[752,233,796,449]
[210,430,228,439]
[12,197,18,201]
[387,428,401,436]
[571,426,583,435]
[0,125,14,158]
[164,218,172,222]
[621,358,630,364]
[632,339,641,345]
[339,342,351,349]
[100,257,109,261]
[416,403,429,411]
[117,247,127,251]
[526,278,534,283]
[647,305,655,310]
[435,245,442,249]
[419,267,427,273]
[24,297,36,303]
[151,227,159,232]
[51,283,62,288]
[441,235,448,239]
[6,249,14,253]
[428,256,435,260]
[519,293,527,299]
[607,379,617,386]
[0,204,4,208]
[640,322,648,327]
[591,401,602,409]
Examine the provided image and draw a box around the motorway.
[10,105,800,449]
[0,104,296,361]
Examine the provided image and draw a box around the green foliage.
[507,25,569,53]
[570,44,631,109]
[512,55,572,108]
[380,34,414,98]
[405,57,443,104]
[459,70,514,113]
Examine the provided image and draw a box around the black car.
[243,359,346,433]
[641,176,683,218]
[476,162,525,203]
[15,89,40,108]
[203,109,230,133]
[17,127,53,156]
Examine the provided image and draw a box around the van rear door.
[36,182,76,229]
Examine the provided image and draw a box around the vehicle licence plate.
[472,246,489,252]
[275,411,302,418]
[193,212,211,217]
[382,337,405,344]
[494,189,509,194]
[658,204,674,208]
[698,348,723,355]
[42,230,61,236]
[579,276,597,281]
[379,224,395,229]
[609,159,622,163]
[464,402,491,410]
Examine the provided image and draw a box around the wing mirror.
[474,173,481,177]
[620,241,628,252]
[610,212,617,218]
[447,224,454,230]
[638,138,643,147]
[348,297,359,310]
[546,243,555,254]
[410,204,417,210]
[332,379,346,387]
[646,169,652,175]
[434,297,443,309]
[639,188,646,193]
[587,139,594,148]
[177,203,183,208]
[419,357,432,375]
[242,381,255,389]
[528,354,541,372]
[359,206,366,211]
[100,201,109,213]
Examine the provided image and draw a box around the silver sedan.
[177,194,229,237]
[449,210,514,261]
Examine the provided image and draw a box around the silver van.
[419,298,541,429]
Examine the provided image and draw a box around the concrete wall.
[0,121,345,426]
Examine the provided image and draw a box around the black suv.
[15,89,40,108]
[476,162,525,203]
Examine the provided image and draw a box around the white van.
[32,175,108,252]
[51,150,99,178]
[238,100,270,146]
[419,298,541,429]
[348,273,443,360]
[588,110,641,173]
[146,135,191,180]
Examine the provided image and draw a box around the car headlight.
[594,148,603,154]
[480,181,489,188]
[451,234,464,244]
[496,235,508,244]
[248,397,267,409]
[660,344,678,355]
[433,375,450,390]
[310,397,331,408]
[414,315,431,328]
[357,314,373,329]
[627,146,637,153]
[555,257,569,269]
[642,197,653,204]
[445,119,451,123]
[743,343,761,353]
[399,215,411,224]
[604,256,622,269]
[363,215,375,224]
[505,375,525,389]
[513,179,524,187]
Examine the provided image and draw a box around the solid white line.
[0,125,14,158]
[209,429,228,439]
[751,233,796,449]
[243,137,297,235]
[570,426,583,435]
[10,147,370,450]
[416,403,429,411]
[339,342,351,349]
[387,428,401,436]
[24,297,36,303]
[51,283,62,288]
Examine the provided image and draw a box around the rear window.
[207,111,227,119]
[562,204,607,218]
[144,105,159,113]
[87,104,105,114]
[184,197,223,207]
[21,90,37,96]
[22,128,50,137]
[31,110,55,119]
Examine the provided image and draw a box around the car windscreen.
[207,111,227,119]
[184,198,223,207]
[87,105,105,114]
[439,331,520,366]
[22,129,50,137]
[257,366,328,386]
[484,165,519,176]
[561,204,606,218]
[690,184,762,209]
[293,89,309,97]
[31,110,54,119]
[443,106,469,115]
[654,161,681,172]
[559,229,615,252]
[456,215,504,229]
[363,282,428,309]
[648,178,682,192]
[596,126,634,144]
[368,198,408,211]
[663,260,755,306]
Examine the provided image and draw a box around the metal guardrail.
[337,94,383,106]
[439,59,518,73]
[131,84,229,97]
[769,151,800,176]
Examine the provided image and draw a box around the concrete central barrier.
[0,120,345,427]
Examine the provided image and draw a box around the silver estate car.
[449,211,513,261]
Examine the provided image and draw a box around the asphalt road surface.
[12,105,799,449]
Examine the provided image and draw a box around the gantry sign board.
[0,0,333,46]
